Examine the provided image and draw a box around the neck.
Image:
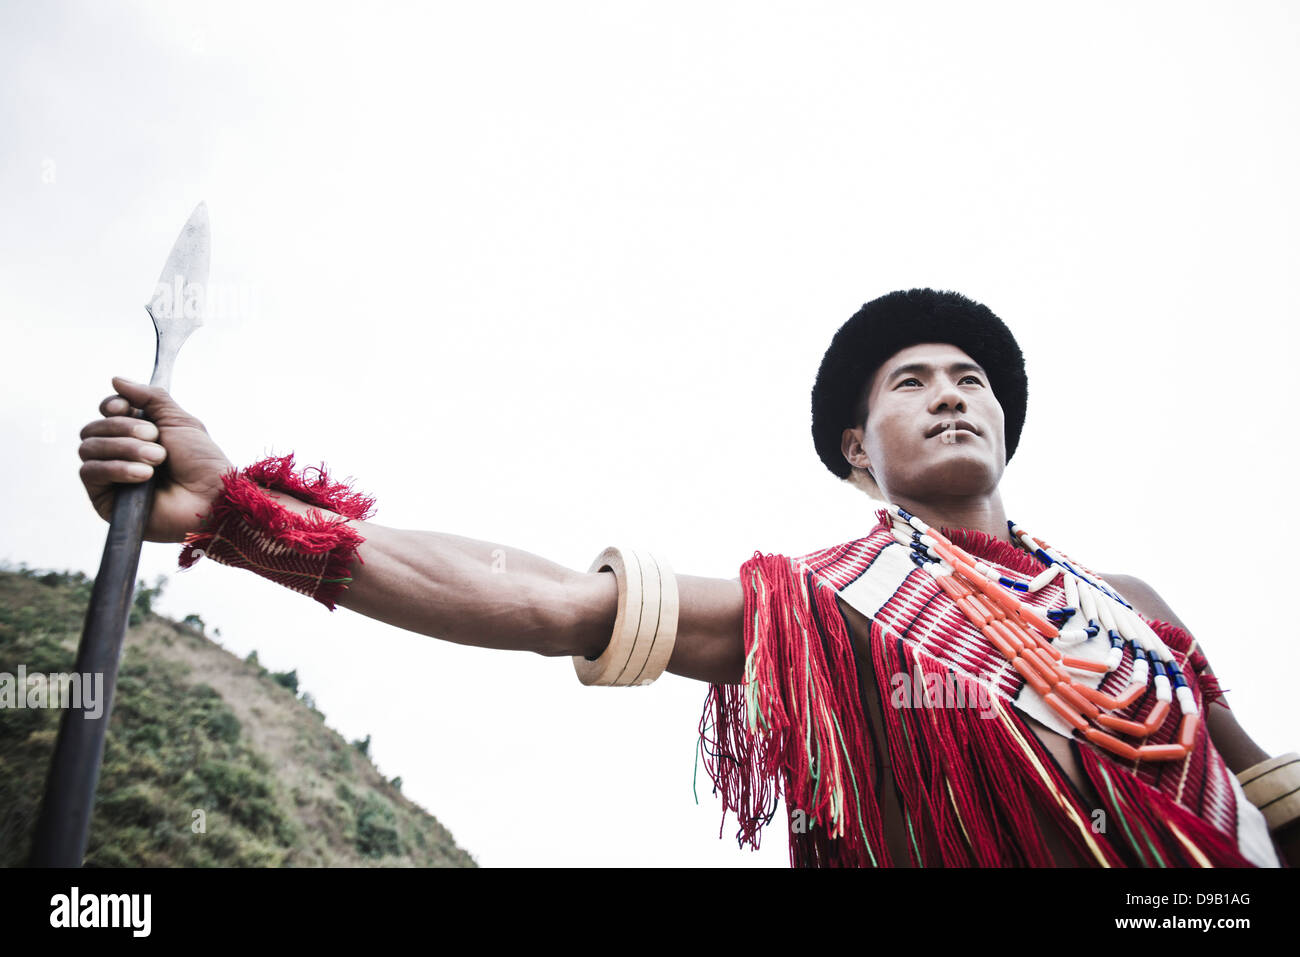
[884,489,1014,545]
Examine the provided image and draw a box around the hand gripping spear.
[30,203,210,866]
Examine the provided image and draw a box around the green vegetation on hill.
[0,564,476,867]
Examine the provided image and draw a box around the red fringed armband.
[177,453,377,610]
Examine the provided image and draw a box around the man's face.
[841,342,1007,500]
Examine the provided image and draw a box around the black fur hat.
[811,288,1028,480]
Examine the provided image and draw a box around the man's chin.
[898,460,1001,498]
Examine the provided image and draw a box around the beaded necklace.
[886,503,1198,763]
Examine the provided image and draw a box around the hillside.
[0,565,476,867]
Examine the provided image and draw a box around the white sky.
[2,1,1298,867]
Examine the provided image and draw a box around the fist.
[79,377,235,543]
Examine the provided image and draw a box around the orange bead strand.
[889,508,1192,764]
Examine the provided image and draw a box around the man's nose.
[929,379,966,413]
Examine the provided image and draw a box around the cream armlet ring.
[574,547,679,687]
[1236,752,1300,834]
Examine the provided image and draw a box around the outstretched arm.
[79,378,746,686]
[264,488,747,683]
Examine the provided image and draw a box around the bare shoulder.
[1098,572,1190,631]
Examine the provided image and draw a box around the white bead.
[1176,685,1199,716]
[1063,571,1080,614]
[1132,656,1149,684]
[1077,576,1099,629]
[1155,674,1172,702]
[1027,565,1059,592]
[1117,606,1150,653]
[1113,605,1138,646]
[1096,591,1119,634]
[1107,648,1124,670]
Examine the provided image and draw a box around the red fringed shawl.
[698,509,1279,868]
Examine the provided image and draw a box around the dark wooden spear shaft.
[29,468,158,866]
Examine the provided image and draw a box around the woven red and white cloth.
[177,453,376,610]
[699,508,1280,868]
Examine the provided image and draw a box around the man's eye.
[897,375,981,387]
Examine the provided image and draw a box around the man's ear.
[840,425,872,474]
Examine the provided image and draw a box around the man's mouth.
[926,420,979,439]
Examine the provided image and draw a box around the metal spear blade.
[146,200,210,336]
[142,201,210,391]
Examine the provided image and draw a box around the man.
[78,288,1296,867]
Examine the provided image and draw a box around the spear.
[29,203,210,866]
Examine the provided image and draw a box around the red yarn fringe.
[241,453,377,521]
[698,552,887,867]
[1073,742,1255,867]
[178,453,376,611]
